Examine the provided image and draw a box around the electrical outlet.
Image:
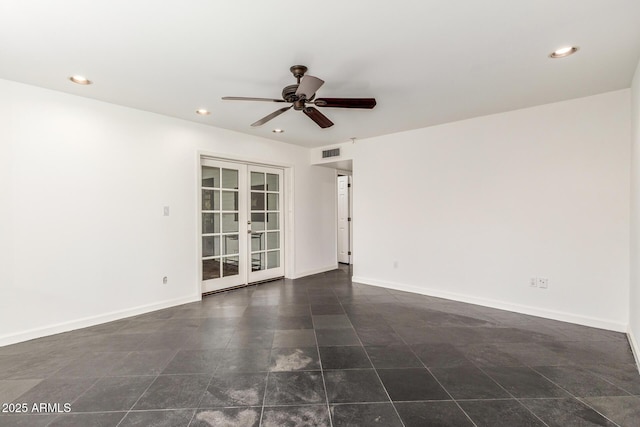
[530,278,538,287]
[538,277,548,289]
[163,276,168,284]
[163,206,170,216]
[393,261,398,269]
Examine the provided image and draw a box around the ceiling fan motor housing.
[282,84,299,103]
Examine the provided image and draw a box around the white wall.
[0,88,12,328]
[0,78,337,345]
[352,90,631,331]
[630,59,640,362]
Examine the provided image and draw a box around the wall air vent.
[322,148,341,158]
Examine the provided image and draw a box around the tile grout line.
[342,293,406,427]
[41,357,116,426]
[469,362,550,427]
[311,288,334,427]
[580,364,639,396]
[187,361,224,427]
[386,321,478,427]
[527,365,625,427]
[258,371,271,426]
[185,407,198,427]
[114,373,162,427]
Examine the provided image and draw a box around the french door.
[200,159,284,293]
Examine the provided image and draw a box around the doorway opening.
[337,171,352,265]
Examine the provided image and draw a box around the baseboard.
[291,264,339,279]
[0,294,201,347]
[352,276,627,333]
[628,328,640,373]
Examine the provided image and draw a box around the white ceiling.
[1,1,639,148]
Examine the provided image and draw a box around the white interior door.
[337,175,351,264]
[200,160,284,293]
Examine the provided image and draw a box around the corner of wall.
[293,264,339,279]
[629,56,640,371]
[628,328,640,374]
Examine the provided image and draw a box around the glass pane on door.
[266,232,279,250]
[267,250,280,269]
[251,252,265,272]
[202,213,220,234]
[223,235,239,255]
[203,236,220,257]
[251,192,265,210]
[251,213,265,231]
[202,190,219,210]
[221,213,239,233]
[221,191,238,210]
[267,193,278,211]
[266,174,279,191]
[202,167,220,188]
[221,169,238,189]
[251,172,265,190]
[223,256,239,277]
[251,233,265,251]
[267,213,278,230]
[203,258,221,280]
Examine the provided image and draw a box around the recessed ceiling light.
[272,129,284,133]
[69,75,92,85]
[195,109,211,116]
[549,46,579,58]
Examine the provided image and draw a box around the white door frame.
[197,152,294,294]
[336,170,352,264]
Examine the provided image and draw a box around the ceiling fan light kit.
[222,65,376,129]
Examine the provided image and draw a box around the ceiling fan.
[222,65,376,129]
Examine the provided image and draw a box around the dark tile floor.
[1,267,639,426]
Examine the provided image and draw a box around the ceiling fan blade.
[222,96,286,102]
[303,107,334,128]
[296,75,324,99]
[250,106,292,127]
[314,98,377,109]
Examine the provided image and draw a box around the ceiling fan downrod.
[289,65,308,84]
